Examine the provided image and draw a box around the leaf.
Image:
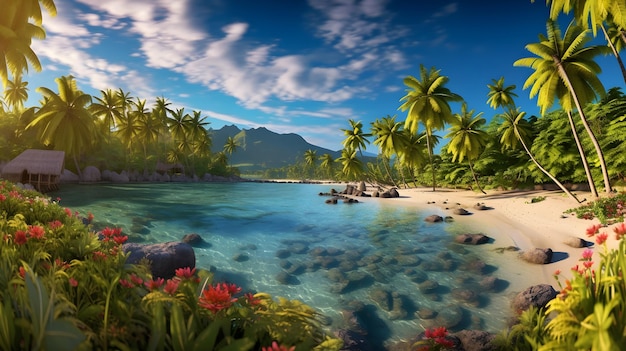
[169,304,188,351]
[146,303,166,351]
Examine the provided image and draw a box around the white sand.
[356,186,620,290]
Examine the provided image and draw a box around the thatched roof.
[2,149,65,176]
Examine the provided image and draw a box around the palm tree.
[486,77,518,109]
[398,64,463,191]
[319,153,335,179]
[544,0,626,35]
[341,119,370,157]
[0,0,56,86]
[336,148,364,180]
[3,74,29,111]
[90,89,123,135]
[514,20,611,195]
[370,115,406,187]
[26,75,96,179]
[304,149,318,178]
[445,103,489,194]
[223,136,239,168]
[397,130,427,187]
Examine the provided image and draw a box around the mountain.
[208,125,345,171]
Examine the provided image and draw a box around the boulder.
[181,233,208,247]
[563,236,586,248]
[60,169,80,183]
[123,242,195,279]
[453,208,471,215]
[511,284,558,314]
[455,233,490,245]
[424,215,444,223]
[110,172,130,183]
[520,248,553,264]
[454,330,496,351]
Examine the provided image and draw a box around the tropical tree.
[398,64,463,191]
[319,153,335,179]
[304,149,318,178]
[543,0,626,35]
[223,136,239,168]
[341,119,370,157]
[26,75,96,178]
[514,20,612,195]
[336,148,364,180]
[445,103,489,194]
[486,77,518,109]
[370,115,406,187]
[3,74,28,111]
[0,0,56,86]
[90,88,122,135]
[397,130,427,187]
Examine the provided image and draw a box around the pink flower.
[69,277,78,287]
[119,279,134,289]
[64,208,72,217]
[48,220,63,229]
[130,274,144,286]
[583,261,594,269]
[614,222,626,240]
[113,235,128,245]
[261,341,295,351]
[581,249,593,260]
[596,232,608,245]
[0,194,5,201]
[553,269,561,276]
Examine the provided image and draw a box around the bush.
[565,193,626,224]
[0,180,342,350]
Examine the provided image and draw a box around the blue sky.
[23,0,624,152]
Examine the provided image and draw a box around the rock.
[111,172,130,183]
[455,233,490,245]
[276,271,299,285]
[417,307,436,319]
[369,287,392,311]
[563,236,586,248]
[452,288,480,306]
[473,203,491,210]
[424,214,444,223]
[123,242,195,279]
[82,166,101,182]
[358,181,366,191]
[454,330,496,351]
[453,208,471,215]
[275,249,291,259]
[389,188,399,197]
[520,248,553,264]
[181,233,208,247]
[60,169,80,183]
[232,253,248,262]
[511,284,558,314]
[418,279,439,293]
[434,304,464,329]
[335,329,373,351]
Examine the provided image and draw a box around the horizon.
[21,0,625,151]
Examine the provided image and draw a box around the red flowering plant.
[509,218,626,349]
[412,326,455,351]
[0,182,342,350]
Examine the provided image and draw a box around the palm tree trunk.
[426,133,436,191]
[558,66,612,194]
[567,111,599,198]
[516,127,581,203]
[468,161,486,194]
[381,156,398,187]
[601,24,626,85]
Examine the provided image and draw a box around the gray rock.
[453,208,471,215]
[563,236,585,248]
[424,214,444,223]
[181,233,208,247]
[454,330,497,351]
[455,233,490,245]
[123,242,195,279]
[520,248,553,264]
[511,284,558,314]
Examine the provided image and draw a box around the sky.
[21,0,625,152]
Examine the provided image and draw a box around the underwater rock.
[424,214,444,223]
[416,307,437,319]
[388,292,408,320]
[404,268,428,283]
[451,288,480,306]
[275,271,299,285]
[395,254,422,267]
[418,279,439,293]
[331,271,372,294]
[434,304,464,329]
[520,248,553,264]
[287,242,309,254]
[455,233,490,245]
[369,287,392,311]
[512,284,557,314]
[181,233,208,247]
[285,262,306,275]
[326,268,345,282]
[123,242,195,280]
[275,249,291,259]
[454,330,496,351]
[232,253,248,262]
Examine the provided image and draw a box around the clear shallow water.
[53,182,517,345]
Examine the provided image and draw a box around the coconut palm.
[445,103,489,194]
[398,64,463,191]
[90,89,123,135]
[341,119,370,157]
[486,77,518,110]
[336,148,364,180]
[514,20,611,195]
[544,0,626,35]
[397,130,427,187]
[26,75,96,178]
[370,115,406,187]
[0,0,55,86]
[3,74,28,112]
[319,153,335,179]
[304,149,318,178]
[223,136,240,169]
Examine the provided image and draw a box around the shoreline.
[350,185,619,289]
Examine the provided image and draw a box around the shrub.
[565,193,626,224]
[0,180,342,350]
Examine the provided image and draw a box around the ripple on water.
[54,182,522,345]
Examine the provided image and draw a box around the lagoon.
[53,182,516,345]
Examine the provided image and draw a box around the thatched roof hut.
[1,149,65,192]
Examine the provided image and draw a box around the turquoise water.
[53,182,515,345]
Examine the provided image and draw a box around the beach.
[359,185,618,291]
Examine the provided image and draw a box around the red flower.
[0,194,5,201]
[48,220,63,229]
[553,269,561,276]
[581,249,593,260]
[14,230,27,245]
[18,266,26,279]
[130,273,144,286]
[583,261,594,269]
[64,208,72,217]
[87,212,94,223]
[245,292,261,306]
[261,341,295,351]
[101,227,122,238]
[425,326,448,339]
[164,279,179,295]
[596,232,608,245]
[614,222,626,240]
[119,279,134,289]
[69,277,78,287]
[113,235,128,245]
[175,267,196,279]
[198,283,240,313]
[28,225,45,240]
[586,224,602,237]
[145,278,165,291]
[92,251,107,261]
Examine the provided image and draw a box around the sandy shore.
[353,185,620,292]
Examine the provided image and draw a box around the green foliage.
[499,222,626,350]
[565,193,626,224]
[0,180,341,350]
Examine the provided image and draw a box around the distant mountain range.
[208,125,351,172]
